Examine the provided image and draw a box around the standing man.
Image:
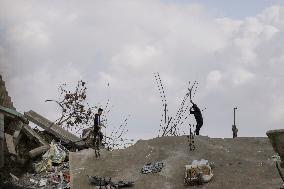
[94,108,104,146]
[232,107,238,138]
[232,125,238,138]
[190,100,203,135]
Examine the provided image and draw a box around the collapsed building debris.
[0,75,89,188]
[24,110,85,147]
[11,161,71,189]
[88,175,134,188]
[5,133,17,155]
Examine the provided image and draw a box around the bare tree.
[47,81,134,150]
[154,73,202,137]
[98,84,134,150]
[103,115,134,150]
[45,80,96,132]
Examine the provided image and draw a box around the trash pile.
[184,159,214,186]
[34,141,68,173]
[0,89,88,188]
[141,162,164,174]
[88,175,134,188]
[6,141,71,189]
[12,162,70,189]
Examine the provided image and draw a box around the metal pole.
[164,103,167,124]
[234,107,237,126]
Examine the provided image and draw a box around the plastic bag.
[185,159,214,185]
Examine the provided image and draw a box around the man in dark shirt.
[190,100,203,135]
[232,125,238,138]
[94,108,104,146]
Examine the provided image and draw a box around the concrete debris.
[23,124,49,146]
[11,120,23,146]
[34,141,68,173]
[0,105,29,124]
[5,133,17,155]
[0,108,84,188]
[12,162,70,189]
[81,127,94,147]
[42,141,68,164]
[39,178,47,187]
[141,162,164,174]
[0,104,92,188]
[0,112,4,168]
[24,110,85,146]
[0,75,89,189]
[29,145,50,158]
[88,175,134,188]
[29,178,38,184]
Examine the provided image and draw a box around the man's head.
[98,108,103,115]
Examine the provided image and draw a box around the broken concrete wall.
[0,113,4,168]
[0,75,17,168]
[0,75,15,110]
[5,133,16,155]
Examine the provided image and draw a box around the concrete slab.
[0,113,4,168]
[22,124,48,146]
[25,110,84,146]
[5,133,16,155]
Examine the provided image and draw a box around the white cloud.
[9,21,50,46]
[232,68,254,85]
[1,1,284,139]
[111,45,160,69]
[206,70,222,89]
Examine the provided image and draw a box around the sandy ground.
[69,136,283,189]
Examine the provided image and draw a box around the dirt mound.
[69,136,283,189]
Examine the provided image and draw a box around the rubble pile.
[11,162,70,189]
[0,107,88,188]
[88,175,134,188]
[0,74,90,189]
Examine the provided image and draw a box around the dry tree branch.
[45,80,95,132]
[154,73,202,137]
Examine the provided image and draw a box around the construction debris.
[0,105,28,124]
[29,145,50,158]
[0,75,89,188]
[23,124,49,146]
[82,127,94,147]
[141,162,164,174]
[43,141,68,164]
[88,175,134,188]
[13,162,71,189]
[34,141,68,173]
[24,110,85,147]
[5,133,17,155]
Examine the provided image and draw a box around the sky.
[1,0,284,140]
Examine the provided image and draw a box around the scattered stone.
[141,162,164,174]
